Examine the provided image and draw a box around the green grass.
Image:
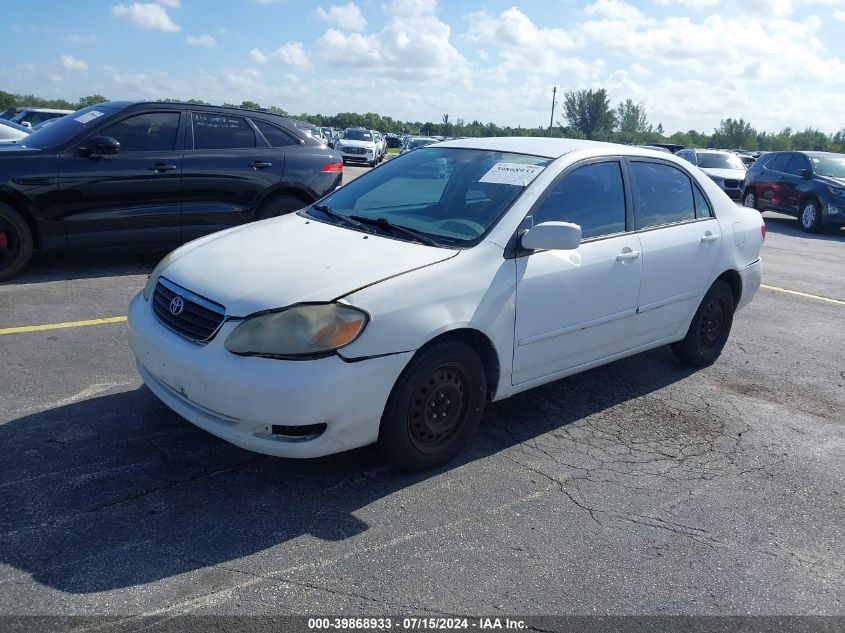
[387,148,400,154]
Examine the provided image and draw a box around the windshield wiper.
[311,204,372,233]
[349,215,440,247]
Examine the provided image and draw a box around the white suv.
[335,128,379,167]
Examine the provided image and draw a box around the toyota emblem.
[169,295,185,316]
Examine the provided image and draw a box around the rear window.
[192,113,255,150]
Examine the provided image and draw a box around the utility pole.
[548,86,557,136]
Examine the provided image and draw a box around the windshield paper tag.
[479,162,544,186]
[74,110,105,124]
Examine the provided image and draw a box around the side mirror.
[520,221,582,251]
[798,168,811,179]
[82,136,120,157]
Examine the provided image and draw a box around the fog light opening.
[269,423,327,441]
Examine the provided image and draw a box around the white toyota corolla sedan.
[128,138,765,470]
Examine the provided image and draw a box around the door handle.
[616,250,641,262]
[251,161,273,169]
[701,232,720,243]
[148,163,177,172]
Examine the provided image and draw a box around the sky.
[3,0,845,135]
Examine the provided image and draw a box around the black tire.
[378,340,486,471]
[369,159,376,168]
[671,280,735,367]
[0,203,34,282]
[799,198,822,233]
[254,194,307,221]
[742,188,757,210]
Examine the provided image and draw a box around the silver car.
[676,149,747,200]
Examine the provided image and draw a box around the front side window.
[785,154,811,176]
[531,161,626,239]
[768,153,792,173]
[192,113,255,150]
[631,162,695,229]
[306,147,551,246]
[102,112,180,152]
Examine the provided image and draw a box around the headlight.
[224,303,368,359]
[143,250,177,300]
[826,186,845,198]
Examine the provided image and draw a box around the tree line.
[2,88,843,153]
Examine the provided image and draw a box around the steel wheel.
[407,362,471,454]
[698,295,727,353]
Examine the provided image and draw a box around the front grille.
[344,146,367,155]
[152,278,226,343]
[724,179,740,189]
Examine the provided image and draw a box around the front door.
[58,110,184,247]
[512,160,642,385]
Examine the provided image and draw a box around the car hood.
[816,175,845,188]
[0,144,42,155]
[337,139,375,148]
[700,167,746,180]
[161,213,459,317]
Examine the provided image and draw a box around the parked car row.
[0,107,73,128]
[334,127,387,167]
[0,101,343,280]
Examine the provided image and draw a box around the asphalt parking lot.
[1,157,843,623]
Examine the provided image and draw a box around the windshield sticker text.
[74,110,105,124]
[479,162,544,186]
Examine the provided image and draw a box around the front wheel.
[0,203,34,282]
[378,340,486,471]
[671,280,735,367]
[799,199,822,233]
[368,159,377,167]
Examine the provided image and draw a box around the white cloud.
[835,8,845,19]
[250,48,268,63]
[65,33,97,43]
[60,54,88,71]
[315,2,367,31]
[317,0,469,81]
[187,33,216,48]
[584,0,644,21]
[111,3,180,32]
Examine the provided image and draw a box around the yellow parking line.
[761,284,845,306]
[0,316,127,335]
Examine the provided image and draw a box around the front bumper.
[128,293,413,458]
[823,202,845,226]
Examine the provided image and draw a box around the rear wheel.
[0,203,34,282]
[671,280,735,367]
[799,198,822,233]
[378,340,486,471]
[742,189,757,210]
[255,194,307,221]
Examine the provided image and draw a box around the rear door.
[629,160,722,346]
[782,153,812,211]
[180,111,283,240]
[58,110,185,246]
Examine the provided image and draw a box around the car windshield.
[304,147,551,247]
[809,155,845,178]
[19,104,120,149]
[343,130,372,141]
[696,152,746,170]
[410,139,436,149]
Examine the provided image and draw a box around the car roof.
[434,136,660,159]
[108,101,297,123]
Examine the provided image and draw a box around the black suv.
[742,151,845,233]
[0,102,343,280]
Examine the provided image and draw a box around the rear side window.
[693,185,712,219]
[631,162,695,229]
[768,153,791,173]
[786,154,811,176]
[532,161,626,239]
[102,112,180,152]
[192,113,255,150]
[252,119,299,147]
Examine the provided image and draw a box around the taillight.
[322,162,343,172]
[761,223,766,240]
